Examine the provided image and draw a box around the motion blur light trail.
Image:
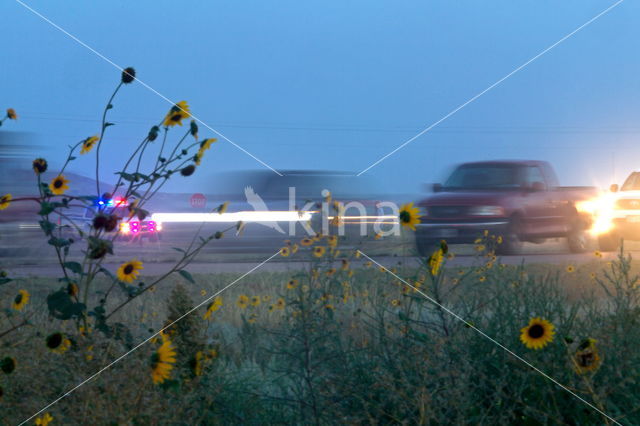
[151,211,315,223]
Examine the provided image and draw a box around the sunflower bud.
[181,164,196,177]
[92,214,109,230]
[214,231,223,239]
[148,125,160,142]
[32,158,48,174]
[121,67,136,84]
[190,120,198,140]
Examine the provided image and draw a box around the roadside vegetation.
[1,70,638,425]
[1,237,639,424]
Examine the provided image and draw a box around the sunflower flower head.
[121,67,136,84]
[520,317,555,350]
[573,338,601,374]
[34,413,53,426]
[6,108,17,120]
[49,175,69,195]
[399,202,421,231]
[237,294,249,309]
[0,194,12,211]
[116,259,143,283]
[80,135,100,155]
[0,357,16,374]
[162,101,191,127]
[151,338,177,384]
[46,332,71,354]
[203,296,223,320]
[313,246,326,258]
[32,158,48,175]
[11,289,30,311]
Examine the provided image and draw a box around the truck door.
[521,166,559,236]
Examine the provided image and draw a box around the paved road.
[2,223,631,277]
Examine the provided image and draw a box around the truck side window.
[523,166,545,188]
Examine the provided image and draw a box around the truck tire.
[496,216,523,255]
[598,232,620,252]
[567,223,590,254]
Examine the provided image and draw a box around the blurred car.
[415,160,598,255]
[150,170,394,251]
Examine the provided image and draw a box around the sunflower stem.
[95,82,123,196]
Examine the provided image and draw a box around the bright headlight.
[468,206,504,216]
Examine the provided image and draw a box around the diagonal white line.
[356,0,625,176]
[13,0,283,177]
[19,250,281,426]
[356,250,621,425]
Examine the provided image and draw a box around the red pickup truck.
[415,160,598,255]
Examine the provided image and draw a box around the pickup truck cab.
[415,160,597,255]
[596,171,640,251]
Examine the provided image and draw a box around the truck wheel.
[567,228,590,253]
[497,216,523,255]
[598,233,620,252]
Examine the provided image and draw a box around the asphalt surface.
[1,227,627,278]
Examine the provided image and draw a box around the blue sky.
[1,0,638,194]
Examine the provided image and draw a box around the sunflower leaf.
[63,261,83,275]
[178,270,195,284]
[103,122,115,129]
[47,289,86,320]
[38,220,56,235]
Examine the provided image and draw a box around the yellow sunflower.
[203,296,223,320]
[566,265,575,273]
[399,202,421,231]
[301,237,313,246]
[520,317,555,350]
[280,246,291,257]
[327,235,338,248]
[573,338,601,374]
[286,279,298,289]
[313,246,326,258]
[162,100,191,127]
[116,259,143,283]
[11,289,30,311]
[250,296,261,307]
[6,108,17,120]
[275,297,285,310]
[291,243,299,254]
[46,332,71,354]
[429,248,444,276]
[80,135,100,154]
[200,138,217,151]
[0,194,12,210]
[151,338,177,384]
[49,175,69,195]
[237,294,249,309]
[34,413,53,426]
[341,259,350,270]
[217,202,229,214]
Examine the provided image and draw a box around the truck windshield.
[444,164,521,190]
[621,172,640,191]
